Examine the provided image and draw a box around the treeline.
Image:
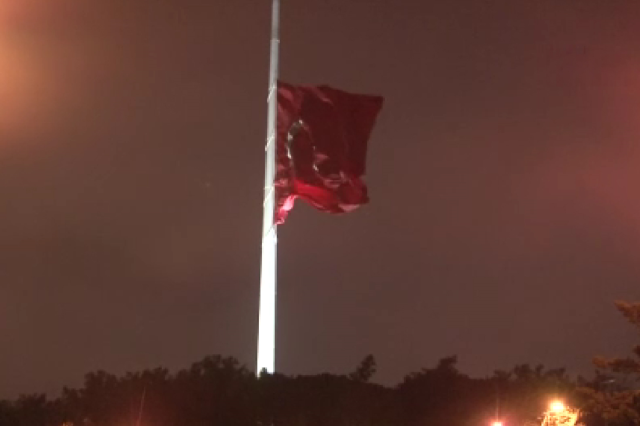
[2,301,638,426]
[0,355,626,426]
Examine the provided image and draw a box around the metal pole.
[257,0,280,375]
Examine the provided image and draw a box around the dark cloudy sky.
[2,0,640,398]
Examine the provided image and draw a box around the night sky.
[2,0,640,398]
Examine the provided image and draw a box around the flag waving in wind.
[256,0,384,374]
[274,81,384,224]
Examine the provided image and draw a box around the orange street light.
[550,400,565,413]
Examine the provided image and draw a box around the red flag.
[275,82,383,224]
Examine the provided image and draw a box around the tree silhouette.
[0,354,583,426]
[348,355,377,383]
[580,301,640,426]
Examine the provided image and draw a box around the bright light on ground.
[492,421,503,426]
[550,400,565,413]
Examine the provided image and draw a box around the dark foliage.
[577,301,640,426]
[0,354,588,426]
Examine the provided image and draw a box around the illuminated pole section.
[257,0,280,375]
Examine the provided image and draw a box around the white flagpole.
[257,0,280,375]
